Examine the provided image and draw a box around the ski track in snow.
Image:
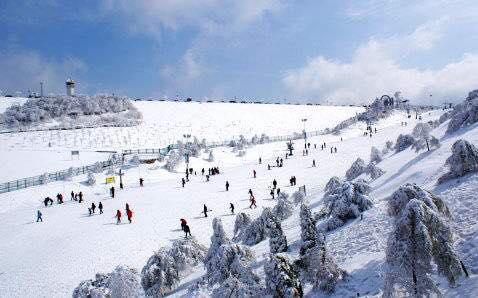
[0,101,477,297]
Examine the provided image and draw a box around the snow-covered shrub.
[273,192,294,220]
[411,122,440,152]
[86,172,96,186]
[233,213,252,241]
[291,190,306,205]
[297,204,345,292]
[384,186,466,297]
[385,140,394,150]
[318,180,373,232]
[370,146,383,163]
[324,176,342,195]
[345,158,366,180]
[129,154,140,166]
[73,265,142,298]
[438,139,478,183]
[365,163,385,180]
[208,150,214,162]
[39,173,50,185]
[446,90,478,133]
[91,161,104,173]
[211,275,263,298]
[141,238,207,296]
[202,218,262,296]
[264,254,303,297]
[394,134,415,152]
[164,150,182,172]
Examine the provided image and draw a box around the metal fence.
[0,128,327,194]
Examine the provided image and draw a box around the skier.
[182,178,186,188]
[116,210,122,224]
[248,189,253,198]
[253,170,256,178]
[206,175,210,182]
[110,186,115,198]
[79,191,83,203]
[272,179,277,189]
[126,208,133,223]
[230,203,235,214]
[334,147,338,153]
[201,168,205,175]
[125,203,130,212]
[203,204,209,217]
[312,159,316,167]
[139,178,144,187]
[43,197,50,207]
[180,218,187,231]
[276,158,280,167]
[280,158,283,167]
[259,157,262,164]
[184,224,191,238]
[225,181,230,191]
[71,191,75,201]
[277,188,281,196]
[99,202,103,214]
[330,147,333,154]
[91,202,96,214]
[36,210,43,222]
[249,195,257,209]
[88,208,92,216]
[270,189,275,199]
[74,193,78,201]
[268,164,271,170]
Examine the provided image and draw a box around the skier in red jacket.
[127,209,133,223]
[116,210,122,224]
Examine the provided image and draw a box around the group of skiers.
[88,201,103,215]
[116,203,133,224]
[289,176,297,186]
[70,191,84,203]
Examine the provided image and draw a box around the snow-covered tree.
[86,172,96,186]
[264,254,303,297]
[365,162,385,180]
[324,176,342,195]
[385,140,394,150]
[384,191,466,297]
[446,89,478,133]
[202,219,262,296]
[273,192,294,220]
[411,122,440,152]
[91,161,104,173]
[164,150,182,172]
[141,238,207,296]
[239,208,276,246]
[370,146,383,163]
[439,139,478,183]
[297,204,345,292]
[262,208,288,253]
[345,158,366,180]
[233,213,252,241]
[394,134,415,152]
[73,266,142,298]
[318,180,373,232]
[291,190,306,205]
[208,150,214,162]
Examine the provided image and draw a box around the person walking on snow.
[126,209,133,223]
[139,178,144,187]
[312,159,316,167]
[180,218,187,231]
[248,189,253,198]
[184,224,191,238]
[201,168,205,175]
[272,179,277,189]
[182,178,186,187]
[203,204,209,217]
[91,203,96,213]
[99,202,103,214]
[110,186,115,198]
[225,181,230,191]
[253,170,256,178]
[249,195,257,209]
[277,188,281,196]
[36,210,43,222]
[230,203,235,214]
[270,189,275,199]
[116,210,122,224]
[71,191,75,201]
[259,157,262,164]
[78,191,83,203]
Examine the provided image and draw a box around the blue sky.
[1,0,477,104]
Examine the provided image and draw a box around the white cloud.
[0,50,87,95]
[282,26,478,105]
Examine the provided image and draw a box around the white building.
[66,78,75,96]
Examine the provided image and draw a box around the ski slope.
[0,106,476,297]
[0,98,363,181]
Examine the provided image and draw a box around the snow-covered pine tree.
[73,266,143,298]
[446,89,478,133]
[394,134,415,152]
[86,172,96,186]
[240,207,275,246]
[299,204,319,255]
[91,161,103,173]
[273,192,294,220]
[264,254,303,297]
[233,212,252,241]
[318,180,373,232]
[262,208,288,253]
[345,158,366,180]
[384,195,465,297]
[438,139,478,183]
[313,243,347,293]
[141,238,207,296]
[291,190,306,205]
[365,162,385,180]
[324,176,342,195]
[370,146,383,163]
[411,122,440,152]
[164,150,182,172]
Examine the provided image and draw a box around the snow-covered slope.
[0,105,476,297]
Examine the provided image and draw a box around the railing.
[0,128,328,194]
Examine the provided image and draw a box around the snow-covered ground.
[0,98,363,181]
[1,104,476,297]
